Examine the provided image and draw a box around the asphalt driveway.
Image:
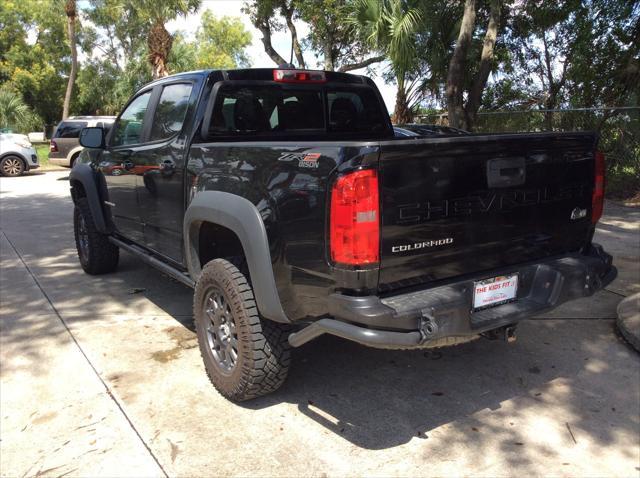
[1,171,639,477]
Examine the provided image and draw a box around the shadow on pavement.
[1,190,638,466]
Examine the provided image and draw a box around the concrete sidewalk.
[617,293,640,351]
[0,231,164,477]
[1,171,639,477]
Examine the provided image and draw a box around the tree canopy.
[0,0,637,133]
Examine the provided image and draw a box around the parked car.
[27,132,46,143]
[70,68,614,402]
[397,123,470,136]
[0,133,39,177]
[49,116,115,167]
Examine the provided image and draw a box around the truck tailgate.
[378,132,597,293]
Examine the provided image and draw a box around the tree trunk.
[464,0,501,131]
[324,43,335,71]
[542,33,555,130]
[62,0,77,120]
[445,0,476,128]
[256,21,288,66]
[148,18,173,79]
[283,6,305,68]
[338,55,385,72]
[392,76,413,124]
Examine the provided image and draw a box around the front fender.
[184,191,290,323]
[69,163,108,233]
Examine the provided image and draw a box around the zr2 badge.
[278,152,321,169]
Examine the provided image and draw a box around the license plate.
[473,273,518,310]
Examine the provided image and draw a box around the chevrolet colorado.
[70,68,615,401]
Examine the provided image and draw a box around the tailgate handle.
[487,157,526,188]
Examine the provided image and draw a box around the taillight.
[592,150,605,224]
[273,69,326,83]
[49,140,58,153]
[330,169,379,266]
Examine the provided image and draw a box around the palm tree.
[63,0,78,119]
[0,89,41,132]
[130,0,201,79]
[349,0,422,123]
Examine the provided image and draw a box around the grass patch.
[33,142,62,170]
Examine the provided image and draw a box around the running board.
[109,236,195,288]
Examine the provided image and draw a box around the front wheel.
[194,259,291,401]
[73,197,119,274]
[0,156,25,177]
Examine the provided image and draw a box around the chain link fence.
[417,107,640,199]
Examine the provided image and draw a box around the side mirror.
[79,127,105,149]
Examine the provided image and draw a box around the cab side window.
[111,91,152,147]
[149,83,193,141]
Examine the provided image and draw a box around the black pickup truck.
[70,68,615,401]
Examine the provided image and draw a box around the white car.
[0,133,39,177]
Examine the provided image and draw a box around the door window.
[149,83,193,141]
[111,91,152,147]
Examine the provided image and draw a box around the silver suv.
[0,133,39,176]
[49,116,115,167]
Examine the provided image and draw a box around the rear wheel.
[1,156,25,177]
[194,259,291,401]
[73,197,119,274]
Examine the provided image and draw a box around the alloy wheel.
[77,214,90,264]
[204,288,238,373]
[2,158,22,176]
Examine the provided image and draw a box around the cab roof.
[145,68,370,88]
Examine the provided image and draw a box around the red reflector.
[330,169,379,266]
[273,69,326,83]
[592,151,605,224]
[50,140,58,153]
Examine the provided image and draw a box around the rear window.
[53,121,88,139]
[206,84,389,139]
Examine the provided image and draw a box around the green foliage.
[348,0,422,120]
[1,0,70,127]
[296,0,364,70]
[169,12,251,71]
[200,12,251,68]
[349,0,421,76]
[500,0,639,112]
[0,87,42,132]
[84,0,148,65]
[74,59,143,115]
[74,5,250,114]
[127,0,200,22]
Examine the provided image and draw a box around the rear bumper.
[288,244,616,349]
[48,156,70,166]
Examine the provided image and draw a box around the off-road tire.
[194,259,291,401]
[0,155,25,177]
[73,197,119,274]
